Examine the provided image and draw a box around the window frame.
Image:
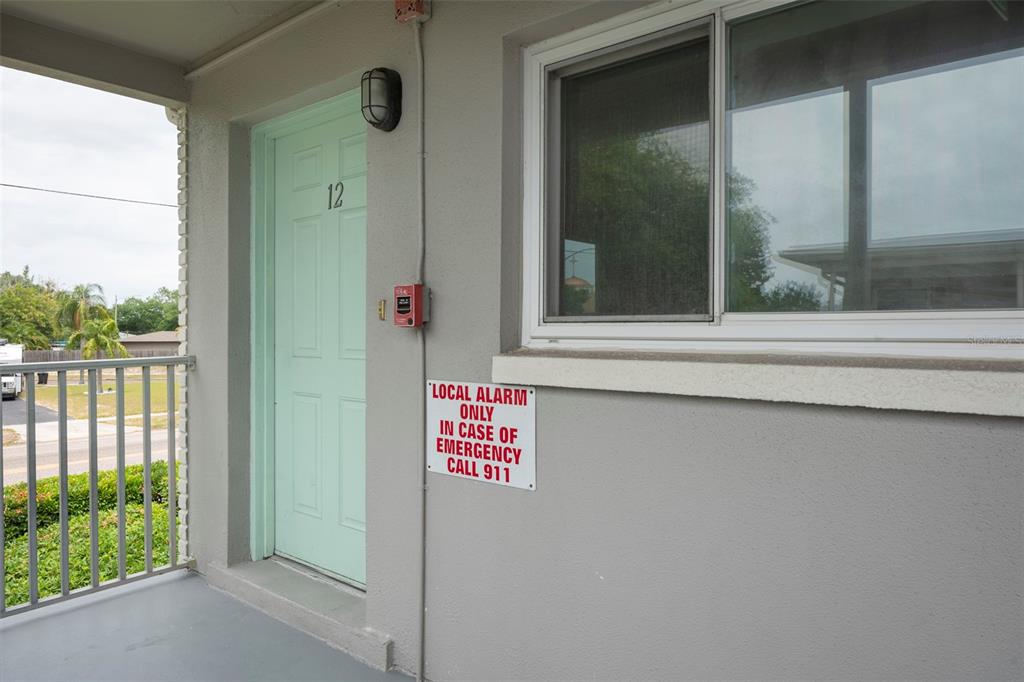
[520,0,1024,359]
[543,18,716,323]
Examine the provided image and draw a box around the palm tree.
[67,314,128,392]
[59,283,106,384]
[59,283,106,332]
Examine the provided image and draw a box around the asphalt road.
[3,428,171,484]
[1,396,59,425]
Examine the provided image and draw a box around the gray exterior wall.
[184,1,1023,679]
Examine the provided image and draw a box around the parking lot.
[1,394,59,426]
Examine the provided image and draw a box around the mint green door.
[273,97,367,586]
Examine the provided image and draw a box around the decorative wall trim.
[168,106,190,560]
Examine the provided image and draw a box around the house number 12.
[328,181,344,210]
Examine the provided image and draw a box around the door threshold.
[271,553,366,593]
[204,559,391,670]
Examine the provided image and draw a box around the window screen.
[548,26,712,319]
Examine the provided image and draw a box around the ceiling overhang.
[0,1,334,104]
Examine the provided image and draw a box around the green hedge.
[4,503,170,607]
[3,461,171,539]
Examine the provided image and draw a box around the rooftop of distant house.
[120,331,179,343]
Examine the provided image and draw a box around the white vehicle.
[0,339,24,400]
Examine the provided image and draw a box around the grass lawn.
[34,377,180,420]
[125,414,170,430]
[4,503,170,607]
[3,428,19,446]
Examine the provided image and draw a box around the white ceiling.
[0,0,320,67]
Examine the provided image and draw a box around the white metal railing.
[0,355,194,617]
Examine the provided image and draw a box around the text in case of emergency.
[426,380,537,491]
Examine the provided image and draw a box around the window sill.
[491,349,1024,417]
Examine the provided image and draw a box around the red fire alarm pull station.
[394,0,430,23]
[394,284,429,327]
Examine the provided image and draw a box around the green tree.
[726,174,823,312]
[560,285,591,316]
[567,135,821,315]
[572,137,710,315]
[753,281,823,312]
[58,283,108,338]
[0,266,36,291]
[66,314,128,391]
[726,173,774,311]
[116,288,178,334]
[155,287,179,331]
[0,284,58,349]
[116,296,164,334]
[67,315,128,359]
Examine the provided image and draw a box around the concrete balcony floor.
[0,571,405,682]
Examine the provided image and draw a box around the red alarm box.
[395,0,430,23]
[394,284,429,327]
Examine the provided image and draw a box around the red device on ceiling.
[395,0,430,23]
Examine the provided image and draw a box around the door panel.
[291,393,322,518]
[339,399,366,532]
[340,210,367,362]
[291,217,322,357]
[274,100,367,586]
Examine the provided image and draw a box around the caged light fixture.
[360,67,402,132]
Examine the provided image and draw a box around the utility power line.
[0,182,177,208]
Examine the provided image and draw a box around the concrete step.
[204,557,393,672]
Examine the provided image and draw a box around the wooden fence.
[23,349,179,363]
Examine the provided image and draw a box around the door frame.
[250,90,362,562]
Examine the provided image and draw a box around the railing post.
[143,366,153,573]
[88,369,100,588]
[58,371,70,596]
[26,372,38,604]
[116,367,127,580]
[0,381,6,614]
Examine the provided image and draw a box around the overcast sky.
[729,48,1024,298]
[0,66,178,303]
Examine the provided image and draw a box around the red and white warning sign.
[426,380,536,490]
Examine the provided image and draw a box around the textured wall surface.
[183,1,1024,679]
[426,390,1022,680]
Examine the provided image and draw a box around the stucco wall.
[185,1,1023,679]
